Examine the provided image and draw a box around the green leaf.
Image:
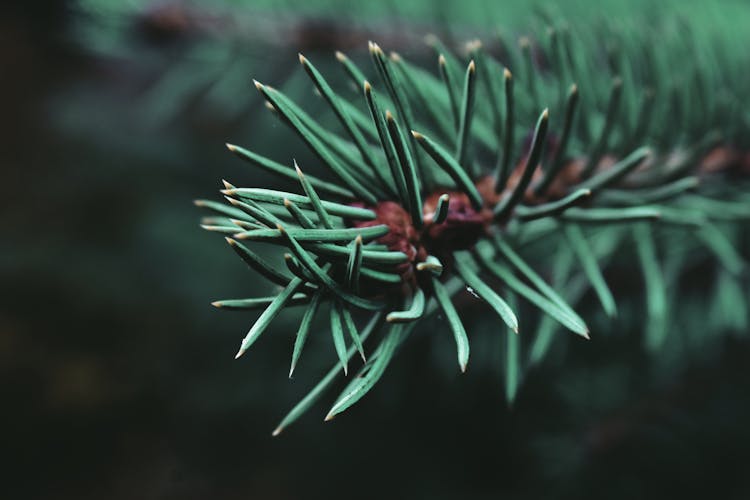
[495,68,515,191]
[283,198,316,229]
[695,221,745,276]
[633,222,668,351]
[369,42,420,176]
[493,238,588,334]
[359,266,402,284]
[225,218,263,231]
[528,244,577,365]
[438,54,461,130]
[305,242,407,266]
[386,110,424,228]
[514,189,591,221]
[598,176,699,206]
[386,286,426,323]
[468,41,502,141]
[289,292,323,377]
[363,82,408,200]
[628,88,655,150]
[430,193,450,224]
[535,83,579,195]
[340,303,366,362]
[255,81,378,204]
[432,276,470,372]
[234,277,306,359]
[265,84,385,189]
[529,314,557,367]
[519,37,538,103]
[224,188,376,220]
[494,109,549,220]
[211,294,310,311]
[581,77,623,177]
[234,224,388,244]
[504,292,521,405]
[389,52,455,148]
[576,146,651,192]
[346,235,364,293]
[200,215,235,226]
[294,161,334,229]
[329,300,350,375]
[453,252,518,332]
[335,50,368,91]
[299,54,381,175]
[224,237,292,286]
[560,206,660,223]
[416,255,444,276]
[425,36,463,80]
[224,197,284,228]
[325,322,404,420]
[226,143,353,199]
[194,199,255,222]
[476,242,589,338]
[563,223,617,317]
[412,130,483,210]
[681,194,750,220]
[273,312,384,436]
[199,224,241,235]
[710,269,748,332]
[284,253,314,282]
[280,225,385,311]
[337,95,380,142]
[456,60,477,168]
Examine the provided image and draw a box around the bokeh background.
[3,1,750,498]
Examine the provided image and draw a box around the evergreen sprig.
[198,18,749,433]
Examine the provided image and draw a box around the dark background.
[3,1,749,498]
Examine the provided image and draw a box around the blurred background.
[3,1,750,498]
